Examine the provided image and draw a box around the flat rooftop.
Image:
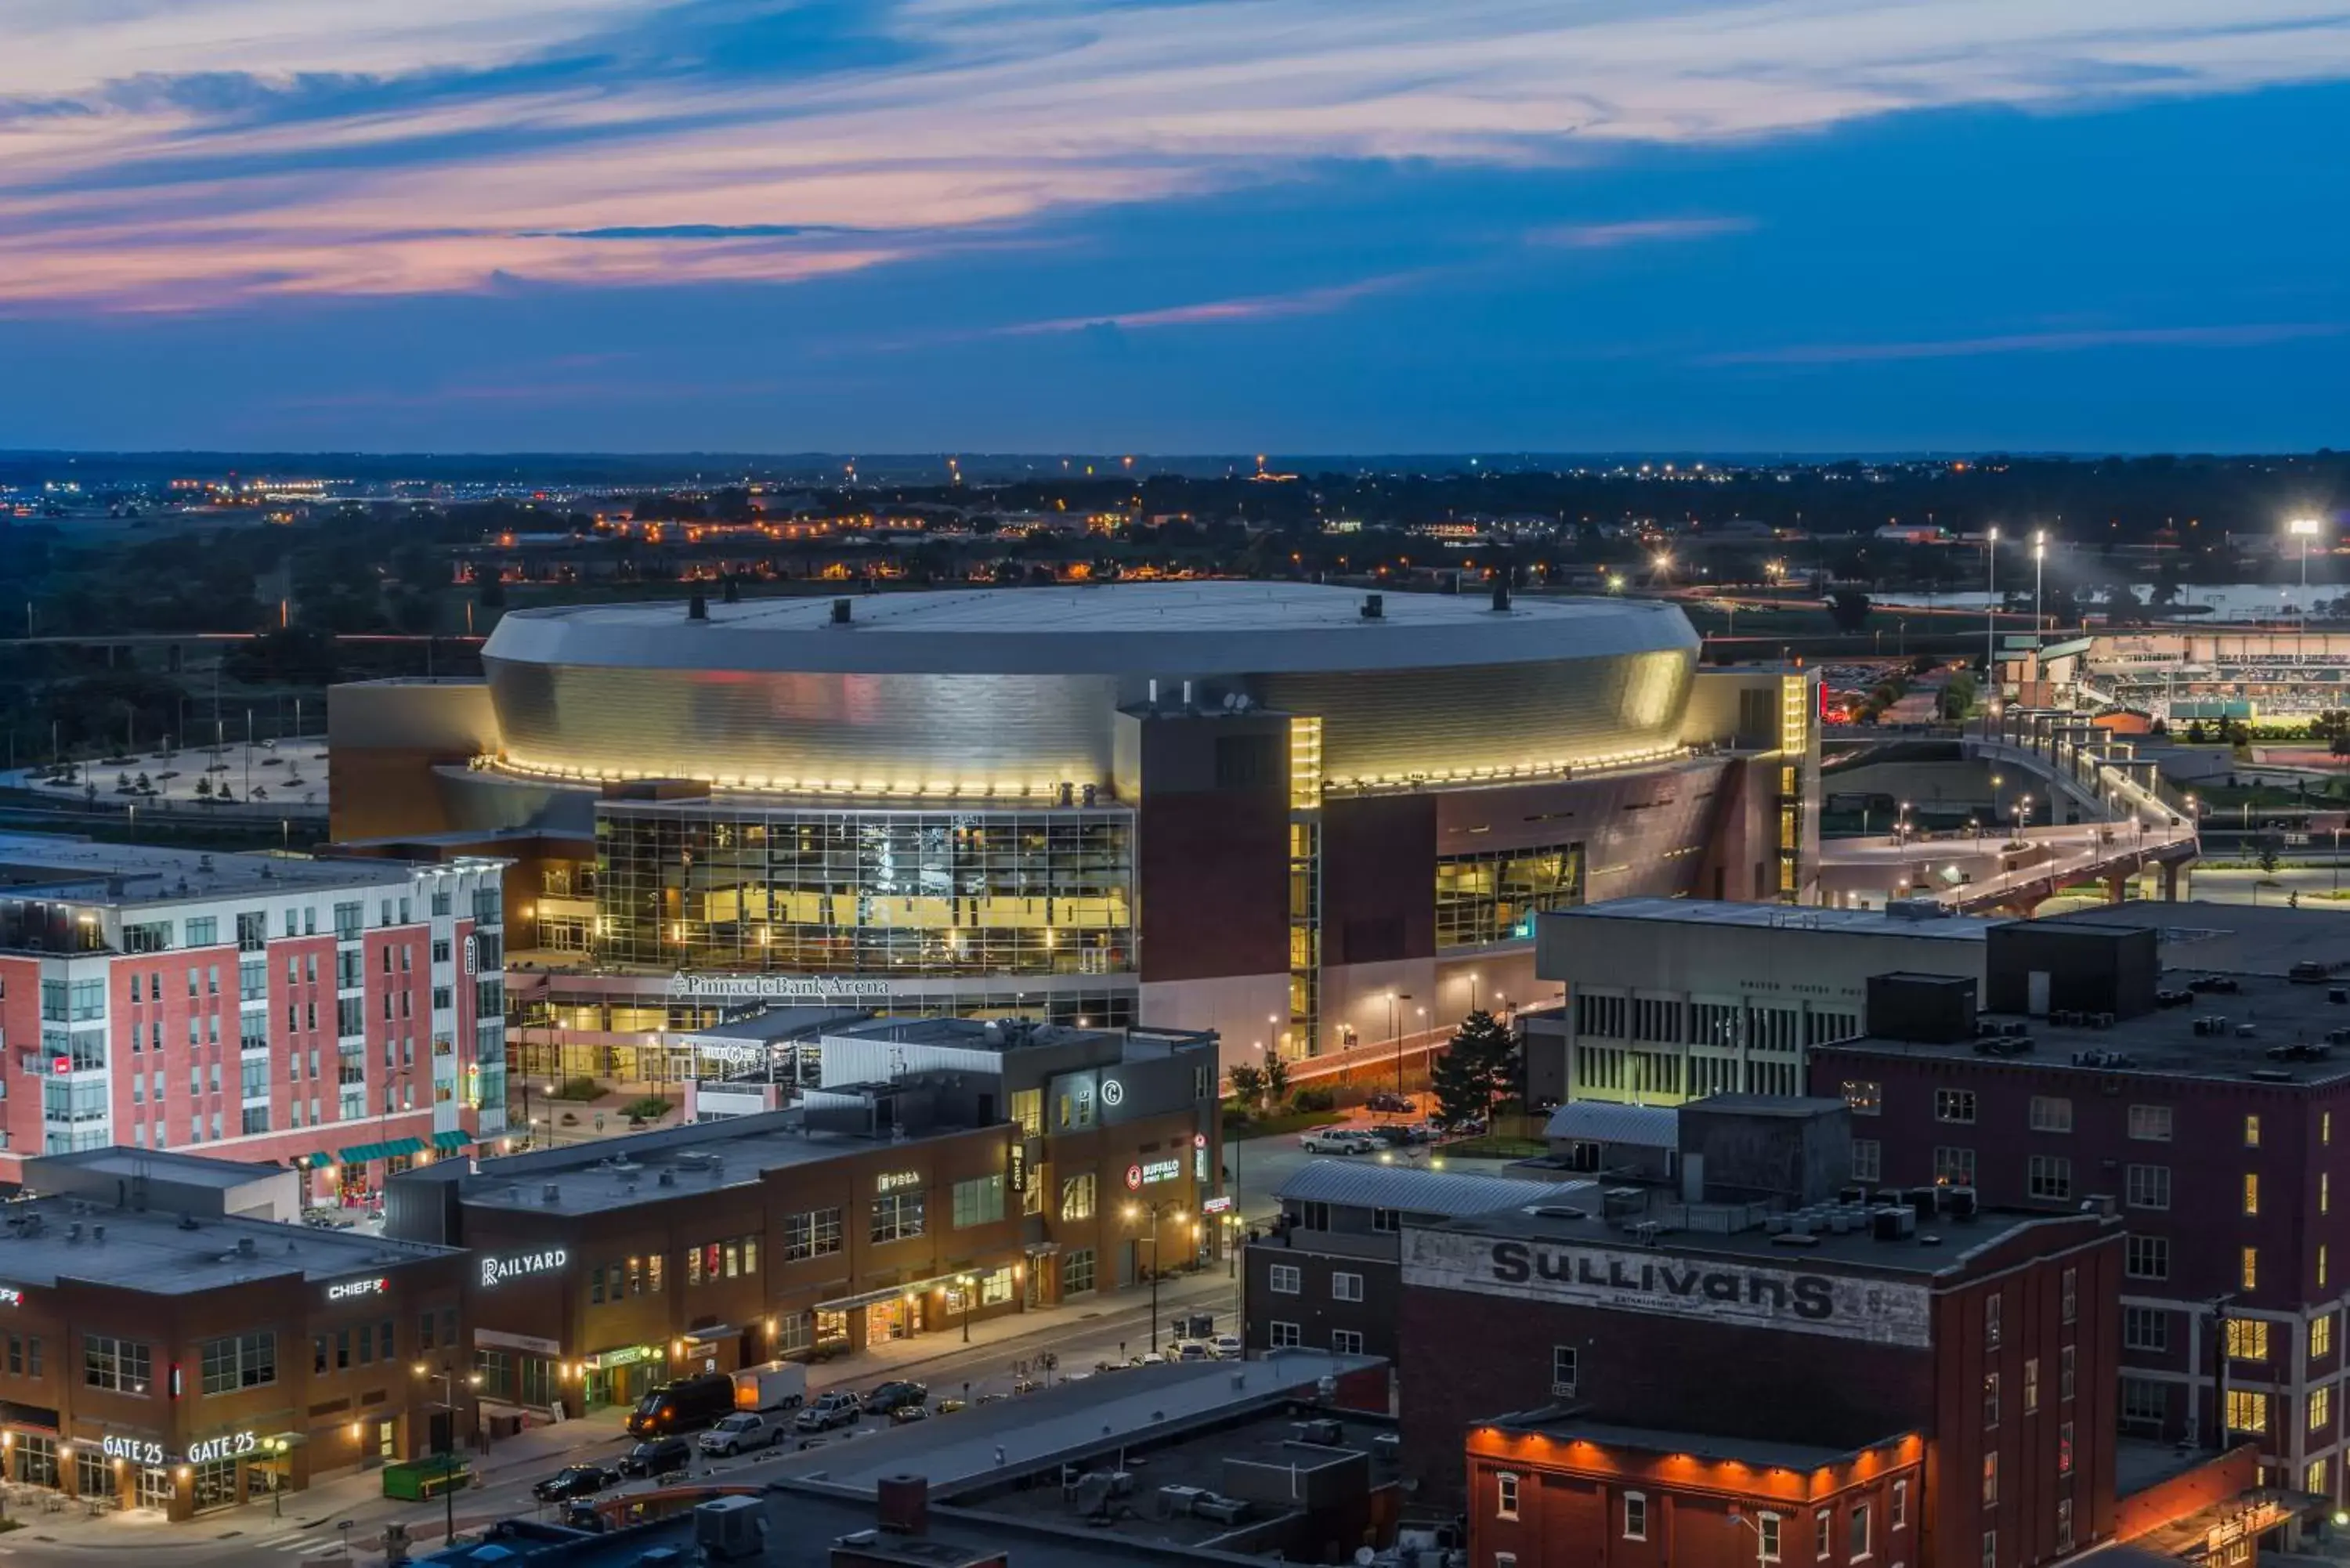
[1277,1159,1593,1217]
[2039,900,2350,977]
[828,1016,1190,1060]
[0,1194,456,1295]
[1491,1414,1904,1473]
[450,1109,982,1216]
[26,1146,281,1192]
[0,831,433,903]
[1434,1201,2062,1280]
[1547,897,2001,942]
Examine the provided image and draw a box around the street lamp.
[1386,992,1414,1097]
[1125,1200,1194,1353]
[414,1361,483,1550]
[2033,530,2046,637]
[958,1273,978,1343]
[1985,526,1998,706]
[2291,518,2322,595]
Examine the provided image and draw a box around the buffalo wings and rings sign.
[1401,1231,1932,1348]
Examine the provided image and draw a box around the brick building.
[1812,903,2350,1505]
[0,1149,465,1519]
[1397,1098,2125,1568]
[0,833,505,1199]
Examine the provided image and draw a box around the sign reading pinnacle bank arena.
[1401,1230,1932,1348]
[667,972,893,1003]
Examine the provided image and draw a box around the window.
[84,1335,153,1394]
[784,1207,843,1261]
[2316,1314,2336,1360]
[1060,1172,1097,1223]
[1496,1557,1519,1568]
[2128,1104,2173,1141]
[1842,1080,1882,1116]
[1623,1494,1647,1542]
[2018,1358,2038,1415]
[2242,1246,2259,1292]
[1332,1271,1365,1302]
[1986,1293,2002,1350]
[1891,1479,1907,1531]
[333,901,361,941]
[1269,1321,1300,1349]
[2061,1266,2077,1325]
[2312,1384,2333,1433]
[870,1191,925,1244]
[2029,1095,2072,1133]
[1935,1089,1976,1124]
[1849,1503,1871,1561]
[2026,1154,2071,1201]
[1269,1263,1302,1295]
[1495,1471,1520,1521]
[1759,1514,1783,1563]
[2127,1234,2171,1280]
[1435,841,1584,948]
[1372,1208,1401,1233]
[201,1331,276,1394]
[1064,1249,1096,1295]
[2327,1173,2334,1216]
[1934,1147,1977,1186]
[2060,1344,2074,1401]
[2243,1172,2261,1216]
[1983,1371,2000,1429]
[2057,1419,2074,1476]
[1553,1346,1578,1397]
[124,920,172,953]
[2227,1317,2271,1361]
[2226,1388,2269,1434]
[1851,1140,1882,1183]
[2122,1377,2167,1431]
[1010,1088,1043,1137]
[2055,1499,2074,1555]
[2325,1245,2332,1290]
[2124,1306,2169,1352]
[1816,1508,1832,1558]
[952,1174,1005,1229]
[1982,1453,1999,1507]
[2245,1114,2261,1148]
[1331,1328,1364,1354]
[2127,1164,2171,1210]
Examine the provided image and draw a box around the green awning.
[430,1130,474,1153]
[339,1136,427,1165]
[292,1152,338,1171]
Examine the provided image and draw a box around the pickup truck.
[699,1411,788,1456]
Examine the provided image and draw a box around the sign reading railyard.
[1401,1230,1932,1348]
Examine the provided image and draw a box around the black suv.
[862,1380,928,1415]
[531,1465,616,1503]
[616,1436,693,1479]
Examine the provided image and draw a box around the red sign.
[1124,1164,1144,1191]
[1192,1133,1208,1149]
[51,1057,70,1075]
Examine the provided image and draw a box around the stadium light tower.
[2290,518,2323,593]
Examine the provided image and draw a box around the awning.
[429,1130,475,1153]
[682,1324,743,1344]
[291,1152,338,1171]
[815,1269,989,1314]
[339,1136,428,1165]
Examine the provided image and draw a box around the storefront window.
[866,1299,909,1343]
[815,1311,850,1354]
[981,1266,1016,1306]
[192,1458,238,1510]
[136,1467,173,1510]
[1065,1249,1096,1295]
[776,1313,813,1357]
[74,1451,110,1498]
[17,1435,59,1488]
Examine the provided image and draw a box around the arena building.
[329,583,1819,1073]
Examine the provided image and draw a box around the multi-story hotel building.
[327,582,1819,1075]
[0,833,506,1200]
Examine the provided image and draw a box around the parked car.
[862,1380,929,1416]
[1300,1129,1372,1154]
[617,1436,694,1479]
[698,1411,787,1457]
[1171,1340,1211,1363]
[888,1403,932,1425]
[795,1391,863,1432]
[1209,1335,1245,1361]
[1365,1093,1416,1114]
[627,1371,738,1437]
[532,1465,616,1504]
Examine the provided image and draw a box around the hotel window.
[1010,1089,1042,1139]
[2313,1385,2334,1433]
[2316,1313,2337,1360]
[1983,1371,2000,1429]
[1981,1453,1998,1507]
[1623,1494,1647,1543]
[2061,1266,2077,1324]
[2121,1378,2166,1432]
[1982,1530,1997,1568]
[1842,1080,1882,1116]
[1815,1508,1831,1558]
[1985,1293,2002,1350]
[1891,1479,1907,1530]
[952,1174,1005,1229]
[1061,1172,1097,1223]
[84,1335,153,1394]
[1553,1346,1578,1397]
[2057,1421,2074,1477]
[785,1207,843,1262]
[1270,1264,1301,1295]
[2128,1104,2173,1141]
[2026,1155,2071,1201]
[2243,1172,2261,1216]
[2028,1095,2072,1133]
[2310,1459,2330,1499]
[2245,1114,2261,1147]
[1495,1471,1520,1521]
[1332,1271,1365,1302]
[2055,1499,2074,1555]
[2126,1234,2170,1280]
[1934,1147,1976,1187]
[2126,1164,2171,1210]
[870,1192,925,1244]
[1934,1089,1976,1124]
[2023,1358,2039,1414]
[1759,1514,1782,1563]
[1851,1140,1881,1183]
[2243,1246,2259,1292]
[1269,1321,1300,1349]
[1849,1502,1871,1562]
[2226,1388,2270,1434]
[2060,1344,2074,1401]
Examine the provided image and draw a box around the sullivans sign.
[1401,1231,1932,1348]
[481,1248,569,1288]
[667,972,892,1003]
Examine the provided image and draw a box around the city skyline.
[2,2,2346,451]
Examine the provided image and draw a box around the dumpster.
[381,1455,474,1503]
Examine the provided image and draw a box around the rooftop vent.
[237,1236,258,1259]
[831,598,852,624]
[658,1170,676,1187]
[687,592,708,621]
[1360,593,1384,620]
[541,1183,562,1205]
[1491,580,1511,613]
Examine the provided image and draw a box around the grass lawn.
[1223,1106,1347,1140]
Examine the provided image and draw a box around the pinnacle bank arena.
[330,583,1819,1075]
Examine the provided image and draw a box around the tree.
[1431,1009,1519,1130]
[1825,588,1873,634]
[1262,1053,1291,1107]
[1226,1062,1266,1107]
[2259,840,2281,876]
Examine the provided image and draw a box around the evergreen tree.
[1432,1009,1518,1129]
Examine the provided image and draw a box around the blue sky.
[2,0,2347,453]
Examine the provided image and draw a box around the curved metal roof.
[1542,1100,1680,1147]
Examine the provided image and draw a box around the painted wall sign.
[876,1170,922,1193]
[667,972,891,1002]
[1124,1164,1144,1191]
[1400,1231,1933,1348]
[186,1431,259,1464]
[1202,1194,1235,1214]
[1138,1158,1182,1187]
[1100,1078,1125,1107]
[1007,1142,1027,1194]
[0,1285,22,1307]
[479,1248,569,1288]
[103,1436,164,1466]
[464,935,479,977]
[327,1276,389,1302]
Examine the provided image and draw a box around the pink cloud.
[1701,321,2349,366]
[1526,216,1754,249]
[993,271,1429,336]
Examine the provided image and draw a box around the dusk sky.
[4,1,2348,453]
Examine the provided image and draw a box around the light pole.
[414,1361,483,1550]
[958,1273,977,1343]
[2033,530,2046,637]
[1125,1200,1194,1353]
[1387,992,1414,1097]
[2292,518,2321,597]
[1985,526,1998,702]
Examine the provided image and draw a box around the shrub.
[551,1076,606,1102]
[1290,1086,1336,1113]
